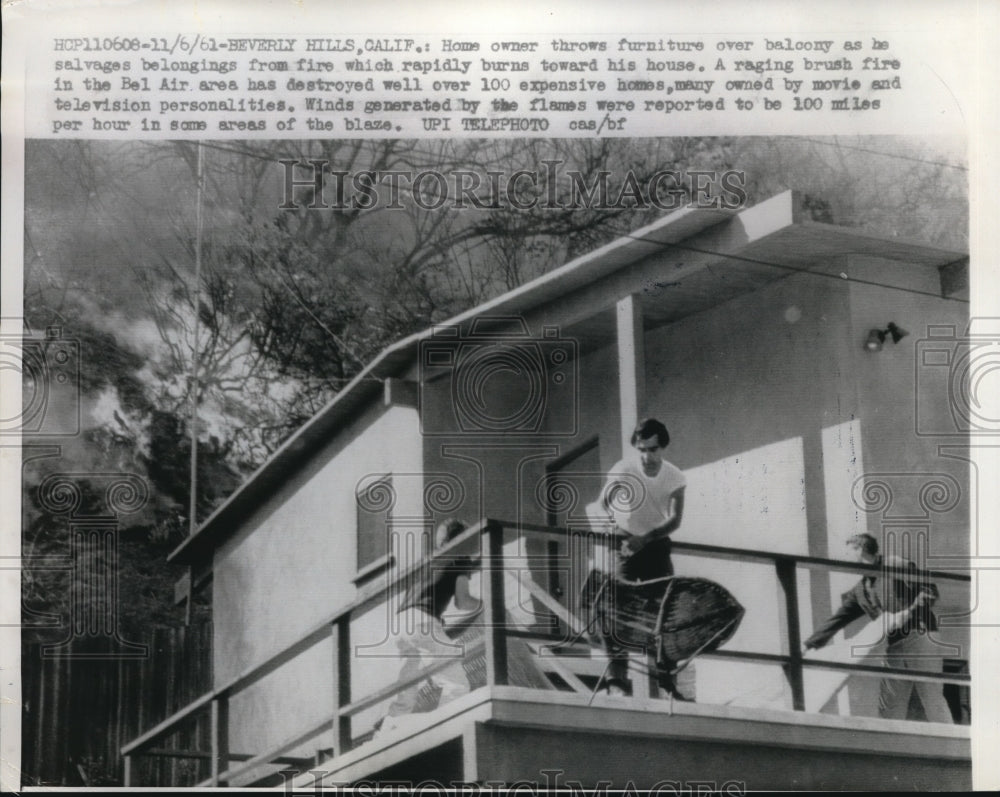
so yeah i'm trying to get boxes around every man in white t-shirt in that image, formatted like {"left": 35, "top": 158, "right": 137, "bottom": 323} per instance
{"left": 588, "top": 418, "right": 687, "bottom": 697}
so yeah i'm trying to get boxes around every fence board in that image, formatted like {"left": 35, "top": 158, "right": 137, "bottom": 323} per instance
{"left": 21, "top": 622, "right": 212, "bottom": 787}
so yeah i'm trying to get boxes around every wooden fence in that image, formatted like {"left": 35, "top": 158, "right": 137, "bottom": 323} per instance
{"left": 21, "top": 622, "right": 213, "bottom": 787}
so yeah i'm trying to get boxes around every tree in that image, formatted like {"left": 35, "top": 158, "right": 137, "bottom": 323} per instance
{"left": 24, "top": 136, "right": 968, "bottom": 481}
{"left": 20, "top": 134, "right": 967, "bottom": 785}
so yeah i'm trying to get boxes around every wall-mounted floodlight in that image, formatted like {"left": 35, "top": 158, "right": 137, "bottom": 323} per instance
{"left": 864, "top": 322, "right": 909, "bottom": 352}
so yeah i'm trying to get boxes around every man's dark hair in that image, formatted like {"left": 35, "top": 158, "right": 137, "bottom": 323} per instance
{"left": 847, "top": 533, "right": 879, "bottom": 557}
{"left": 631, "top": 418, "right": 670, "bottom": 448}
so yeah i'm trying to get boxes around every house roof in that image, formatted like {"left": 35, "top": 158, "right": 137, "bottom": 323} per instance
{"left": 168, "top": 190, "right": 967, "bottom": 565}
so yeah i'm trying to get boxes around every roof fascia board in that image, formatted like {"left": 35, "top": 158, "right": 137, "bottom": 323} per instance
{"left": 519, "top": 189, "right": 802, "bottom": 331}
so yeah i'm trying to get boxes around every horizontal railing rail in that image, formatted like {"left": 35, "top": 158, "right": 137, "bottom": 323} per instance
{"left": 122, "top": 518, "right": 971, "bottom": 786}
{"left": 121, "top": 521, "right": 489, "bottom": 785}
{"left": 511, "top": 519, "right": 973, "bottom": 581}
{"left": 196, "top": 716, "right": 336, "bottom": 788}
{"left": 338, "top": 640, "right": 488, "bottom": 720}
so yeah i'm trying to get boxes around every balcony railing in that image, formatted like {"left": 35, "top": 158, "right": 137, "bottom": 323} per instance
{"left": 121, "top": 518, "right": 971, "bottom": 787}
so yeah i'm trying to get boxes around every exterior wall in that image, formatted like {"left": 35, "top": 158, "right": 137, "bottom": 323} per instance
{"left": 836, "top": 254, "right": 970, "bottom": 717}
{"left": 411, "top": 268, "right": 866, "bottom": 708}
{"left": 416, "top": 327, "right": 623, "bottom": 641}
{"left": 417, "top": 331, "right": 583, "bottom": 528}
{"left": 575, "top": 341, "right": 624, "bottom": 473}
{"left": 641, "top": 271, "right": 858, "bottom": 708}
{"left": 636, "top": 258, "right": 969, "bottom": 716}
{"left": 416, "top": 327, "right": 591, "bottom": 631}
{"left": 202, "top": 221, "right": 971, "bottom": 772}
{"left": 644, "top": 271, "right": 859, "bottom": 543}
{"left": 212, "top": 402, "right": 422, "bottom": 773}
{"left": 846, "top": 254, "right": 969, "bottom": 560}
{"left": 411, "top": 254, "right": 969, "bottom": 716}
{"left": 473, "top": 721, "right": 971, "bottom": 790}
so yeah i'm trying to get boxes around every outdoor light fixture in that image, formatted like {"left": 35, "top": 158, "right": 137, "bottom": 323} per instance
{"left": 864, "top": 322, "right": 909, "bottom": 352}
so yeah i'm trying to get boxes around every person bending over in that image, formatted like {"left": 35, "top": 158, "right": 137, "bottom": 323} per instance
{"left": 804, "top": 533, "right": 952, "bottom": 723}
{"left": 381, "top": 519, "right": 480, "bottom": 728}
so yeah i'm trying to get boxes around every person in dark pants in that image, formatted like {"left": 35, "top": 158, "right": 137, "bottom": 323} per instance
{"left": 589, "top": 418, "right": 687, "bottom": 698}
{"left": 803, "top": 533, "right": 953, "bottom": 723}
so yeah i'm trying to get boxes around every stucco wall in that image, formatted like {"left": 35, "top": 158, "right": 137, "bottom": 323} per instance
{"left": 410, "top": 255, "right": 969, "bottom": 714}
{"left": 636, "top": 258, "right": 969, "bottom": 715}
{"left": 834, "top": 254, "right": 970, "bottom": 718}
{"left": 637, "top": 271, "right": 856, "bottom": 707}
{"left": 846, "top": 255, "right": 969, "bottom": 557}
{"left": 212, "top": 403, "right": 422, "bottom": 772}
{"left": 208, "top": 240, "right": 970, "bottom": 764}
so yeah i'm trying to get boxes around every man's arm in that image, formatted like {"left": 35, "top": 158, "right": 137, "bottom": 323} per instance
{"left": 885, "top": 588, "right": 936, "bottom": 634}
{"left": 803, "top": 589, "right": 866, "bottom": 650}
{"left": 623, "top": 487, "right": 685, "bottom": 554}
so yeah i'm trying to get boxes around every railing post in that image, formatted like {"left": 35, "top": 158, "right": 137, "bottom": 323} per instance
{"left": 210, "top": 695, "right": 229, "bottom": 786}
{"left": 482, "top": 521, "right": 509, "bottom": 686}
{"left": 123, "top": 754, "right": 132, "bottom": 786}
{"left": 331, "top": 616, "right": 352, "bottom": 757}
{"left": 776, "top": 558, "right": 805, "bottom": 711}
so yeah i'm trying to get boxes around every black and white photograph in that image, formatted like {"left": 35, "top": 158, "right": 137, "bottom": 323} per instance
{"left": 2, "top": 1, "right": 998, "bottom": 793}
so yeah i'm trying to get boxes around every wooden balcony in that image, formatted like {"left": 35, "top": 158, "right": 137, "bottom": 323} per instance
{"left": 121, "top": 519, "right": 971, "bottom": 790}
{"left": 295, "top": 684, "right": 969, "bottom": 790}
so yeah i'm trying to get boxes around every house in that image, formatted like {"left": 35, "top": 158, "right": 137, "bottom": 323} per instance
{"left": 122, "top": 189, "right": 972, "bottom": 790}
